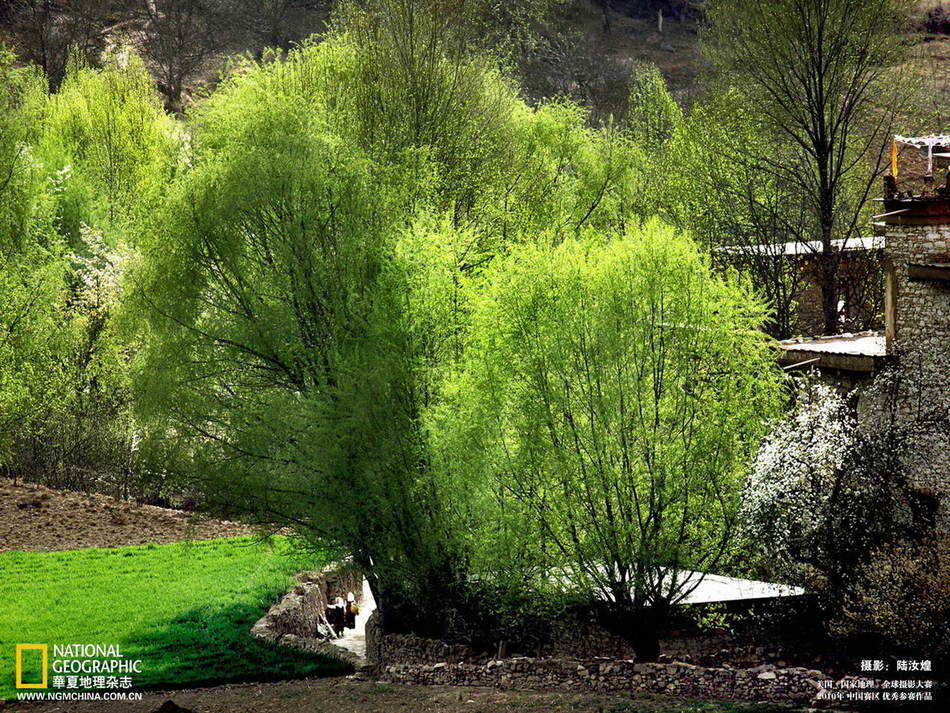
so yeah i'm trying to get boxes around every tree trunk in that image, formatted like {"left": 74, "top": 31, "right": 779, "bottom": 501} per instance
{"left": 818, "top": 217, "right": 840, "bottom": 336}
{"left": 820, "top": 264, "right": 840, "bottom": 335}
{"left": 599, "top": 1, "right": 612, "bottom": 34}
{"left": 628, "top": 611, "right": 661, "bottom": 662}
{"left": 606, "top": 602, "right": 664, "bottom": 662}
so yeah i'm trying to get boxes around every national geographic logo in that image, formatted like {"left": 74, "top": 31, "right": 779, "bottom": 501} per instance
{"left": 15, "top": 644, "right": 48, "bottom": 689}
{"left": 14, "top": 643, "right": 142, "bottom": 691}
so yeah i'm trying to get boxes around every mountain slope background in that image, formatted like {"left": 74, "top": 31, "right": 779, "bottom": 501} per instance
{"left": 2, "top": 1, "right": 947, "bottom": 123}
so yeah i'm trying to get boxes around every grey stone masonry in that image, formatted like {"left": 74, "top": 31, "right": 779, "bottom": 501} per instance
{"left": 885, "top": 222, "right": 950, "bottom": 356}
{"left": 882, "top": 221, "right": 950, "bottom": 536}
{"left": 375, "top": 657, "right": 832, "bottom": 707}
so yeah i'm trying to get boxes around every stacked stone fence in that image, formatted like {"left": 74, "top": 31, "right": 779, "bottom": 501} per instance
{"left": 365, "top": 609, "right": 806, "bottom": 669}
{"left": 255, "top": 572, "right": 837, "bottom": 706}
{"left": 376, "top": 656, "right": 831, "bottom": 706}
{"left": 364, "top": 614, "right": 836, "bottom": 706}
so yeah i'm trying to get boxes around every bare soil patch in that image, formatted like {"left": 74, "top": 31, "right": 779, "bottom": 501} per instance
{"left": 0, "top": 677, "right": 807, "bottom": 713}
{"left": 0, "top": 481, "right": 253, "bottom": 552}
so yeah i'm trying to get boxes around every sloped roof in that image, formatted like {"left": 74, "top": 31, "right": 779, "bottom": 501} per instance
{"left": 778, "top": 331, "right": 887, "bottom": 373}
{"left": 717, "top": 236, "right": 884, "bottom": 257}
{"left": 780, "top": 332, "right": 887, "bottom": 357}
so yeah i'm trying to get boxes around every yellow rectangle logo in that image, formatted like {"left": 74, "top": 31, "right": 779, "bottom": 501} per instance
{"left": 15, "top": 644, "right": 48, "bottom": 689}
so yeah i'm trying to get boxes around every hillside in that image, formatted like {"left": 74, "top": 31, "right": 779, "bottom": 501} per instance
{"left": 2, "top": 1, "right": 948, "bottom": 121}
{"left": 0, "top": 481, "right": 253, "bottom": 552}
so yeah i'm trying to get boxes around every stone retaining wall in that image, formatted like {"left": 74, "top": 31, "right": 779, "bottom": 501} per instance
{"left": 377, "top": 657, "right": 830, "bottom": 706}
{"left": 365, "top": 612, "right": 800, "bottom": 669}
{"left": 250, "top": 565, "right": 365, "bottom": 667}
{"left": 364, "top": 612, "right": 473, "bottom": 665}
{"left": 364, "top": 619, "right": 832, "bottom": 706}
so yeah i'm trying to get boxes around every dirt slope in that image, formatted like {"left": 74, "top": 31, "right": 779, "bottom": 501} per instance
{"left": 0, "top": 481, "right": 253, "bottom": 552}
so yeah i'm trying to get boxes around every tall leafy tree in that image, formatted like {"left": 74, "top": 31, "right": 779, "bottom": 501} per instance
{"left": 0, "top": 49, "right": 72, "bottom": 473}
{"left": 130, "top": 41, "right": 475, "bottom": 633}
{"left": 7, "top": 50, "right": 179, "bottom": 497}
{"left": 456, "top": 221, "right": 782, "bottom": 659}
{"left": 626, "top": 62, "right": 681, "bottom": 150}
{"left": 660, "top": 92, "right": 815, "bottom": 338}
{"left": 704, "top": 0, "right": 916, "bottom": 335}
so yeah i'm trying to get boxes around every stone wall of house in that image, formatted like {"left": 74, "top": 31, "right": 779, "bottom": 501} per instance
{"left": 375, "top": 656, "right": 830, "bottom": 706}
{"left": 880, "top": 221, "right": 950, "bottom": 537}
{"left": 793, "top": 252, "right": 885, "bottom": 338}
{"left": 886, "top": 222, "right": 950, "bottom": 358}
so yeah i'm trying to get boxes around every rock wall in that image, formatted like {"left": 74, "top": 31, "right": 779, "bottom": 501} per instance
{"left": 377, "top": 657, "right": 830, "bottom": 706}
{"left": 366, "top": 617, "right": 795, "bottom": 669}
{"left": 887, "top": 223, "right": 950, "bottom": 357}
{"left": 793, "top": 251, "right": 885, "bottom": 337}
{"left": 364, "top": 619, "right": 831, "bottom": 706}
{"left": 364, "top": 612, "right": 474, "bottom": 665}
{"left": 250, "top": 566, "right": 366, "bottom": 667}
{"left": 250, "top": 571, "right": 330, "bottom": 641}
{"left": 881, "top": 221, "right": 950, "bottom": 536}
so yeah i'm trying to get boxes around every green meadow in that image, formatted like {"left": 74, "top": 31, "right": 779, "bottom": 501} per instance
{"left": 0, "top": 537, "right": 346, "bottom": 699}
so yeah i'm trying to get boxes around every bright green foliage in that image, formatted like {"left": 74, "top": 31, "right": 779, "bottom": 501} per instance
{"left": 1, "top": 2, "right": 797, "bottom": 653}
{"left": 0, "top": 46, "right": 178, "bottom": 496}
{"left": 130, "top": 50, "right": 471, "bottom": 631}
{"left": 129, "top": 27, "right": 653, "bottom": 635}
{"left": 626, "top": 62, "right": 682, "bottom": 150}
{"left": 0, "top": 537, "right": 344, "bottom": 699}
{"left": 38, "top": 49, "right": 178, "bottom": 244}
{"left": 333, "top": 0, "right": 521, "bottom": 216}
{"left": 192, "top": 27, "right": 645, "bottom": 255}
{"left": 485, "top": 101, "right": 647, "bottom": 245}
{"left": 658, "top": 91, "right": 807, "bottom": 337}
{"left": 456, "top": 221, "right": 782, "bottom": 620}
{"left": 4, "top": 49, "right": 176, "bottom": 496}
{"left": 127, "top": 26, "right": 774, "bottom": 643}
{"left": 0, "top": 49, "right": 73, "bottom": 468}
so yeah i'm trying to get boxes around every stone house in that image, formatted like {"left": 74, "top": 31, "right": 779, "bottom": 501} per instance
{"left": 778, "top": 170, "right": 950, "bottom": 537}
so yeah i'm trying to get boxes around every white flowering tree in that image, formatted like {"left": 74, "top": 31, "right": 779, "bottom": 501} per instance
{"left": 743, "top": 364, "right": 948, "bottom": 646}
{"left": 741, "top": 380, "right": 901, "bottom": 605}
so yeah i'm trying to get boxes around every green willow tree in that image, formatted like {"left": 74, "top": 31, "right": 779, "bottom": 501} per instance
{"left": 626, "top": 62, "right": 681, "bottom": 150}
{"left": 129, "top": 40, "right": 476, "bottom": 633}
{"left": 11, "top": 50, "right": 180, "bottom": 497}
{"left": 456, "top": 222, "right": 782, "bottom": 659}
{"left": 129, "top": 9, "right": 650, "bottom": 636}
{"left": 0, "top": 50, "right": 73, "bottom": 473}
{"left": 38, "top": 50, "right": 178, "bottom": 244}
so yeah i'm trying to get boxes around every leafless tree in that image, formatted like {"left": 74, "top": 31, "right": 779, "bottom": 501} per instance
{"left": 133, "top": 0, "right": 229, "bottom": 112}
{"left": 2, "top": 0, "right": 114, "bottom": 87}
{"left": 592, "top": 0, "right": 614, "bottom": 33}
{"left": 231, "top": 0, "right": 331, "bottom": 56}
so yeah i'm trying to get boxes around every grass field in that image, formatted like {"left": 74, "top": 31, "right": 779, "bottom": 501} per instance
{"left": 0, "top": 537, "right": 347, "bottom": 699}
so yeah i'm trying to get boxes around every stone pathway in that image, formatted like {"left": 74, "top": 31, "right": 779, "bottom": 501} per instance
{"left": 332, "top": 577, "right": 376, "bottom": 661}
